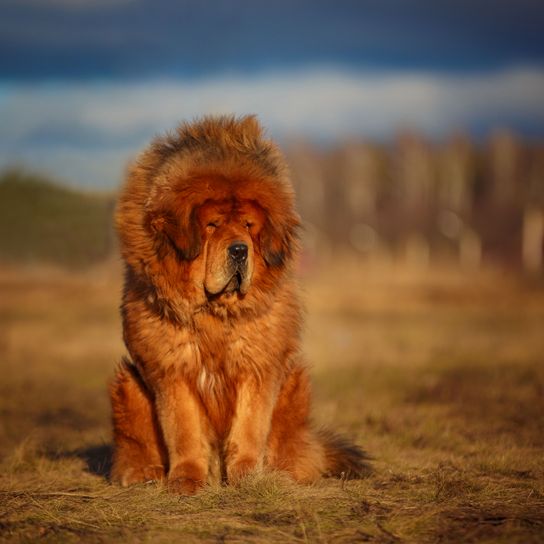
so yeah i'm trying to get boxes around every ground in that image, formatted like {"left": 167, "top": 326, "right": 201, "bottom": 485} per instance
{"left": 0, "top": 260, "right": 543, "bottom": 543}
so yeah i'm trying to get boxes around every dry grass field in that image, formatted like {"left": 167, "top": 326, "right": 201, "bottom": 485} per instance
{"left": 0, "top": 260, "right": 543, "bottom": 543}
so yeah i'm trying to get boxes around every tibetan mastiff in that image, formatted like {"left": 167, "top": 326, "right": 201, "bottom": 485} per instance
{"left": 110, "top": 115, "right": 369, "bottom": 494}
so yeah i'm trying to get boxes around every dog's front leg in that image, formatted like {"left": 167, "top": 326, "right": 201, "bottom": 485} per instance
{"left": 225, "top": 378, "right": 277, "bottom": 482}
{"left": 154, "top": 378, "right": 209, "bottom": 495}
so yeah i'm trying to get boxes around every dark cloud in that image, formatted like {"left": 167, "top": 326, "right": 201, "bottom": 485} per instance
{"left": 1, "top": 0, "right": 543, "bottom": 80}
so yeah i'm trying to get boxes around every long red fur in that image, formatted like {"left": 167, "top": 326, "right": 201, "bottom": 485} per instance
{"left": 110, "top": 115, "right": 370, "bottom": 493}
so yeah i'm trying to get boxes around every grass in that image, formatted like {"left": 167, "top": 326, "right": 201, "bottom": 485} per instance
{"left": 0, "top": 170, "right": 115, "bottom": 268}
{"left": 0, "top": 261, "right": 543, "bottom": 543}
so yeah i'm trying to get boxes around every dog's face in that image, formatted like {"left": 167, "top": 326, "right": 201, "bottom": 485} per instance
{"left": 146, "top": 172, "right": 299, "bottom": 304}
{"left": 198, "top": 198, "right": 263, "bottom": 297}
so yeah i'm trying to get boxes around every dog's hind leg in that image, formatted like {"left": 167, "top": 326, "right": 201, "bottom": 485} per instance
{"left": 265, "top": 366, "right": 327, "bottom": 481}
{"left": 266, "top": 365, "right": 371, "bottom": 482}
{"left": 110, "top": 358, "right": 167, "bottom": 486}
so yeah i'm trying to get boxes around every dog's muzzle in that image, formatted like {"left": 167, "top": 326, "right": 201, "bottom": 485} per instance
{"left": 228, "top": 242, "right": 248, "bottom": 265}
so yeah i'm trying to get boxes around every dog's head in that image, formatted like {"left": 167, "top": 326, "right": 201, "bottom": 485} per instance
{"left": 145, "top": 171, "right": 299, "bottom": 303}
{"left": 117, "top": 115, "right": 300, "bottom": 312}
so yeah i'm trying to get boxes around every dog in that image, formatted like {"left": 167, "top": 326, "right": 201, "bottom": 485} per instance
{"left": 110, "top": 115, "right": 369, "bottom": 494}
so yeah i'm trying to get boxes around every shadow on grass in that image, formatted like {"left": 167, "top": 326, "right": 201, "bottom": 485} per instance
{"left": 51, "top": 444, "right": 113, "bottom": 479}
{"left": 404, "top": 360, "right": 544, "bottom": 446}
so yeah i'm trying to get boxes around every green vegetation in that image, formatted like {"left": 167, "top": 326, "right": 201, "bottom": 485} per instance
{"left": 0, "top": 264, "right": 542, "bottom": 542}
{"left": 0, "top": 169, "right": 115, "bottom": 268}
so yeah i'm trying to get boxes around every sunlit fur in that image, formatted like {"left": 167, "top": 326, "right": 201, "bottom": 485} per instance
{"left": 110, "top": 115, "right": 369, "bottom": 494}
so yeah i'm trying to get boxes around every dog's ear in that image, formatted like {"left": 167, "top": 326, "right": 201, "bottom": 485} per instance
{"left": 147, "top": 206, "right": 201, "bottom": 261}
{"left": 260, "top": 213, "right": 300, "bottom": 267}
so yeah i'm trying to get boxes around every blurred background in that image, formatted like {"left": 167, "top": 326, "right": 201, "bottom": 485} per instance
{"left": 1, "top": 0, "right": 544, "bottom": 272}
{"left": 2, "top": 3, "right": 544, "bottom": 541}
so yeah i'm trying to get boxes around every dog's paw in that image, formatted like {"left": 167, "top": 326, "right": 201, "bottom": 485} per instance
{"left": 227, "top": 456, "right": 259, "bottom": 483}
{"left": 112, "top": 464, "right": 165, "bottom": 487}
{"left": 167, "top": 476, "right": 204, "bottom": 495}
{"left": 167, "top": 462, "right": 206, "bottom": 495}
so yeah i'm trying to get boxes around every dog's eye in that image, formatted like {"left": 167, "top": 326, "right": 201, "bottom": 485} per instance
{"left": 245, "top": 221, "right": 253, "bottom": 229}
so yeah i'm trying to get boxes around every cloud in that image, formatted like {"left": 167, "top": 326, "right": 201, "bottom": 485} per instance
{"left": 1, "top": 66, "right": 543, "bottom": 187}
{"left": 2, "top": 0, "right": 134, "bottom": 9}
{"left": 2, "top": 0, "right": 543, "bottom": 79}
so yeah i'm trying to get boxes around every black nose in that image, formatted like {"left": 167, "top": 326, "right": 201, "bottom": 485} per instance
{"left": 228, "top": 242, "right": 248, "bottom": 263}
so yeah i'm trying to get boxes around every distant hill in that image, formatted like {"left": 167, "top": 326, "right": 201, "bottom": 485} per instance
{"left": 0, "top": 170, "right": 116, "bottom": 268}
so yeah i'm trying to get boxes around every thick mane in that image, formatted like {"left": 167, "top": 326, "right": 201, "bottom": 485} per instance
{"left": 115, "top": 115, "right": 299, "bottom": 319}
{"left": 149, "top": 115, "right": 285, "bottom": 180}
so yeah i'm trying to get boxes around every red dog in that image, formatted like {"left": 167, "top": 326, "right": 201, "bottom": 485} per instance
{"left": 110, "top": 115, "right": 369, "bottom": 494}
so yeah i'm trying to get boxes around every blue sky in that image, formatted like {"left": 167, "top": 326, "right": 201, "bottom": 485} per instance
{"left": 1, "top": 0, "right": 544, "bottom": 187}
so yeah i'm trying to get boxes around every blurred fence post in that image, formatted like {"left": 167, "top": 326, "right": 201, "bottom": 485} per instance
{"left": 489, "top": 130, "right": 520, "bottom": 206}
{"left": 522, "top": 208, "right": 544, "bottom": 274}
{"left": 344, "top": 143, "right": 379, "bottom": 218}
{"left": 460, "top": 228, "right": 482, "bottom": 271}
{"left": 396, "top": 133, "right": 434, "bottom": 212}
{"left": 438, "top": 134, "right": 473, "bottom": 213}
